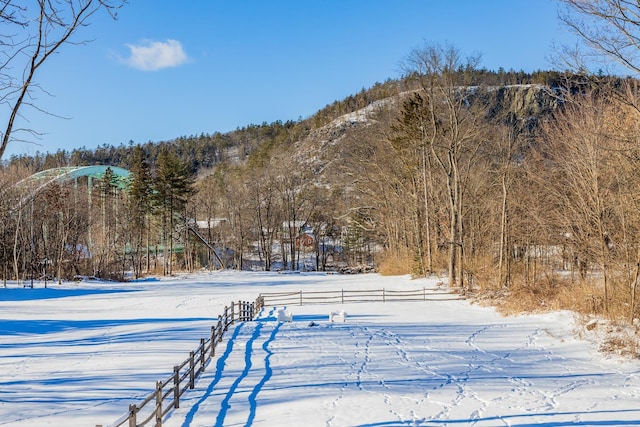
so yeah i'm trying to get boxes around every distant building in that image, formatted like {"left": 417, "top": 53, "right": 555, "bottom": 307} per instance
{"left": 280, "top": 221, "right": 315, "bottom": 248}
{"left": 194, "top": 218, "right": 227, "bottom": 230}
{"left": 295, "top": 233, "right": 315, "bottom": 248}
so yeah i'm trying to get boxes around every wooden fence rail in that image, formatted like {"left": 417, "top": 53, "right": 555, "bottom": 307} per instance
{"left": 258, "top": 287, "right": 462, "bottom": 306}
{"left": 98, "top": 296, "right": 264, "bottom": 427}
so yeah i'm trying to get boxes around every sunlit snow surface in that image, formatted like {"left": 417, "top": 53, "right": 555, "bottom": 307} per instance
{"left": 1, "top": 271, "right": 639, "bottom": 426}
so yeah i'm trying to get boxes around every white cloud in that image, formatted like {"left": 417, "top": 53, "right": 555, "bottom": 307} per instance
{"left": 125, "top": 39, "right": 188, "bottom": 71}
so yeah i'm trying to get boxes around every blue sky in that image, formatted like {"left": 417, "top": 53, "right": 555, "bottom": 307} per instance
{"left": 6, "top": 0, "right": 574, "bottom": 159}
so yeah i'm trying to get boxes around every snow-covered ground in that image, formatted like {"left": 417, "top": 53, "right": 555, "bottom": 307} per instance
{"left": 1, "top": 271, "right": 639, "bottom": 426}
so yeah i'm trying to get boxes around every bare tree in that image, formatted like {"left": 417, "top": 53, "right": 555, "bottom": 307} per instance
{"left": 390, "top": 92, "right": 437, "bottom": 276}
{"left": 336, "top": 112, "right": 420, "bottom": 274}
{"left": 403, "top": 42, "right": 485, "bottom": 290}
{"left": 538, "top": 91, "right": 640, "bottom": 315}
{"left": 248, "top": 168, "right": 281, "bottom": 271}
{"left": 0, "top": 0, "right": 125, "bottom": 159}
{"left": 273, "top": 154, "right": 315, "bottom": 271}
{"left": 559, "top": 0, "right": 640, "bottom": 74}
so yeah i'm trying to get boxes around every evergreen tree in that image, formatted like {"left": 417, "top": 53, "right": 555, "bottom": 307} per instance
{"left": 96, "top": 167, "right": 119, "bottom": 277}
{"left": 127, "top": 145, "right": 153, "bottom": 278}
{"left": 153, "top": 146, "right": 195, "bottom": 275}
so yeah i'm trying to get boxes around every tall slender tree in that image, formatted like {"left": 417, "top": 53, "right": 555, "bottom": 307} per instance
{"left": 127, "top": 145, "right": 154, "bottom": 277}
{"left": 403, "top": 42, "right": 485, "bottom": 289}
{"left": 153, "top": 147, "right": 195, "bottom": 275}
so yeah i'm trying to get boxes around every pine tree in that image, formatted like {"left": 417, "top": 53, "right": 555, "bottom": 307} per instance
{"left": 127, "top": 145, "right": 153, "bottom": 277}
{"left": 153, "top": 146, "right": 195, "bottom": 275}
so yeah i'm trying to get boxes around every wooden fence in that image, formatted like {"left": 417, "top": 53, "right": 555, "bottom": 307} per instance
{"left": 259, "top": 287, "right": 462, "bottom": 306}
{"left": 99, "top": 286, "right": 460, "bottom": 427}
{"left": 99, "top": 297, "right": 264, "bottom": 427}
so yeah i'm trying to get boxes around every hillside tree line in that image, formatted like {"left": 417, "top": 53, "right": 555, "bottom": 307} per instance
{"left": 4, "top": 0, "right": 640, "bottom": 327}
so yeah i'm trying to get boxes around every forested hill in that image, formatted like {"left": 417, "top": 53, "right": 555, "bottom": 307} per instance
{"left": 4, "top": 69, "right": 578, "bottom": 175}
{"left": 4, "top": 63, "right": 640, "bottom": 342}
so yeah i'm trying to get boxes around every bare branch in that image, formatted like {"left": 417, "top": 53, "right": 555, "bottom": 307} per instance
{"left": 0, "top": 0, "right": 126, "bottom": 160}
{"left": 559, "top": 0, "right": 640, "bottom": 74}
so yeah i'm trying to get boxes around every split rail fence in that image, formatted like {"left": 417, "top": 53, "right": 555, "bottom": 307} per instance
{"left": 258, "top": 287, "right": 462, "bottom": 307}
{"left": 99, "top": 297, "right": 264, "bottom": 427}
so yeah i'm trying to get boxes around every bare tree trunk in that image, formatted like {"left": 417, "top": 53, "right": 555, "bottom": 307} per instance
{"left": 13, "top": 208, "right": 22, "bottom": 281}
{"left": 630, "top": 244, "right": 640, "bottom": 323}
{"left": 0, "top": 0, "right": 125, "bottom": 159}
{"left": 498, "top": 173, "right": 508, "bottom": 288}
{"left": 422, "top": 145, "right": 433, "bottom": 273}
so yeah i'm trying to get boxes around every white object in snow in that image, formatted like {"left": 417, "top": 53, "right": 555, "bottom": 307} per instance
{"left": 330, "top": 309, "right": 347, "bottom": 322}
{"left": 277, "top": 309, "right": 293, "bottom": 322}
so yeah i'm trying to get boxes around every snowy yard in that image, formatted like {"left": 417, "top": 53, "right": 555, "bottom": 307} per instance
{"left": 1, "top": 271, "right": 639, "bottom": 426}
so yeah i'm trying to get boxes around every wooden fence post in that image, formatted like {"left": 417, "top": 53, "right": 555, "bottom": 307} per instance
{"left": 231, "top": 301, "right": 235, "bottom": 326}
{"left": 210, "top": 325, "right": 216, "bottom": 358}
{"left": 217, "top": 315, "right": 223, "bottom": 342}
{"left": 189, "top": 351, "right": 195, "bottom": 389}
{"left": 155, "top": 381, "right": 163, "bottom": 427}
{"left": 341, "top": 289, "right": 344, "bottom": 304}
{"left": 200, "top": 338, "right": 205, "bottom": 372}
{"left": 128, "top": 403, "right": 137, "bottom": 427}
{"left": 258, "top": 295, "right": 264, "bottom": 313}
{"left": 223, "top": 306, "right": 229, "bottom": 331}
{"left": 299, "top": 291, "right": 303, "bottom": 306}
{"left": 383, "top": 288, "right": 386, "bottom": 302}
{"left": 173, "top": 366, "right": 180, "bottom": 409}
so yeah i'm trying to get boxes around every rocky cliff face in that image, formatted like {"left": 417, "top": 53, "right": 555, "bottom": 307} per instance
{"left": 288, "top": 84, "right": 560, "bottom": 188}
{"left": 470, "top": 84, "right": 560, "bottom": 133}
{"left": 299, "top": 84, "right": 559, "bottom": 156}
